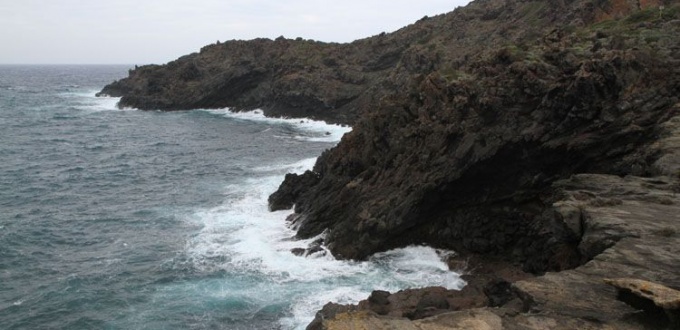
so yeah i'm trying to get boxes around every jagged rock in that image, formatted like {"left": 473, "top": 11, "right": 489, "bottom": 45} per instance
{"left": 290, "top": 248, "right": 306, "bottom": 256}
{"left": 366, "top": 290, "right": 391, "bottom": 316}
{"left": 312, "top": 172, "right": 680, "bottom": 329}
{"left": 314, "top": 260, "right": 529, "bottom": 325}
{"left": 413, "top": 293, "right": 450, "bottom": 319}
{"left": 282, "top": 4, "right": 680, "bottom": 272}
{"left": 268, "top": 171, "right": 320, "bottom": 211}
{"left": 482, "top": 279, "right": 514, "bottom": 308}
{"left": 368, "top": 290, "right": 391, "bottom": 305}
{"left": 99, "top": 0, "right": 673, "bottom": 127}
{"left": 290, "top": 238, "right": 326, "bottom": 257}
{"left": 307, "top": 303, "right": 356, "bottom": 330}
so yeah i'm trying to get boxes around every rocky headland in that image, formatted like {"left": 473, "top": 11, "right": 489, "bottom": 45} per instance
{"left": 100, "top": 0, "right": 680, "bottom": 328}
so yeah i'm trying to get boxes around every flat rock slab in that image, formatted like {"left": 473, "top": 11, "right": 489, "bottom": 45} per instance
{"left": 512, "top": 173, "right": 680, "bottom": 328}
{"left": 604, "top": 278, "right": 680, "bottom": 310}
{"left": 323, "top": 310, "right": 503, "bottom": 330}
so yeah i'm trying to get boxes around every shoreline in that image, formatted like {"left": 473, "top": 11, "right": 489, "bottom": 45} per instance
{"left": 94, "top": 1, "right": 680, "bottom": 328}
{"left": 308, "top": 170, "right": 680, "bottom": 329}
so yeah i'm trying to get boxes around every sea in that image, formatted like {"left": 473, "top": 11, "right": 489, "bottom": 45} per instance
{"left": 0, "top": 65, "right": 464, "bottom": 329}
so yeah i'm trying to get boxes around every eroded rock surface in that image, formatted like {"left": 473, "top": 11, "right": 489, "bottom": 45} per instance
{"left": 604, "top": 278, "right": 680, "bottom": 310}
{"left": 311, "top": 172, "right": 680, "bottom": 329}
{"left": 276, "top": 1, "right": 680, "bottom": 274}
{"left": 100, "top": 0, "right": 674, "bottom": 127}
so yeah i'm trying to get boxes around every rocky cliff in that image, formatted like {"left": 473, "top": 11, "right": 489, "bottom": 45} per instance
{"left": 271, "top": 0, "right": 680, "bottom": 271}
{"left": 99, "top": 0, "right": 675, "bottom": 126}
{"left": 99, "top": 0, "right": 680, "bottom": 328}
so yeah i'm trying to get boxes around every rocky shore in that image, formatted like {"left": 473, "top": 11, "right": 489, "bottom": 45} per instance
{"left": 308, "top": 169, "right": 680, "bottom": 329}
{"left": 99, "top": 0, "right": 680, "bottom": 328}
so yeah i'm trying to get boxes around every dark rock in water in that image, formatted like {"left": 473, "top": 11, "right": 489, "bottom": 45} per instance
{"left": 290, "top": 248, "right": 306, "bottom": 256}
{"left": 290, "top": 238, "right": 326, "bottom": 257}
{"left": 305, "top": 238, "right": 326, "bottom": 256}
{"left": 268, "top": 171, "right": 319, "bottom": 212}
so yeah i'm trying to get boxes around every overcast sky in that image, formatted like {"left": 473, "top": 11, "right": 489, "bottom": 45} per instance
{"left": 1, "top": 1, "right": 472, "bottom": 65}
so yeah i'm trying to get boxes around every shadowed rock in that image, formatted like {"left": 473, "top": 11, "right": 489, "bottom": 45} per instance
{"left": 605, "top": 278, "right": 680, "bottom": 326}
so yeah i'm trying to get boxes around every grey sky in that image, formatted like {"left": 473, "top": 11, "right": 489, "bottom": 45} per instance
{"left": 1, "top": 1, "right": 471, "bottom": 65}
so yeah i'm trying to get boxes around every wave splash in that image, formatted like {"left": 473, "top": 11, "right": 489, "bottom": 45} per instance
{"left": 205, "top": 108, "right": 352, "bottom": 143}
{"left": 183, "top": 156, "right": 464, "bottom": 329}
{"left": 58, "top": 90, "right": 122, "bottom": 111}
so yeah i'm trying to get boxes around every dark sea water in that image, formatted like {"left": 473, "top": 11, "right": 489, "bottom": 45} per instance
{"left": 0, "top": 65, "right": 463, "bottom": 329}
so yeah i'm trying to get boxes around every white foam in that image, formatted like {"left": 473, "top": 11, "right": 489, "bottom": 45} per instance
{"left": 206, "top": 108, "right": 352, "bottom": 142}
{"left": 60, "top": 89, "right": 132, "bottom": 112}
{"left": 84, "top": 95, "right": 123, "bottom": 111}
{"left": 252, "top": 157, "right": 318, "bottom": 175}
{"left": 183, "top": 158, "right": 464, "bottom": 329}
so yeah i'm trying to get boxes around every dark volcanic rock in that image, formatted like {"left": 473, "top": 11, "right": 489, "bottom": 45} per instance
{"left": 315, "top": 172, "right": 680, "bottom": 329}
{"left": 99, "top": 0, "right": 670, "bottom": 126}
{"left": 276, "top": 1, "right": 680, "bottom": 273}
{"left": 268, "top": 171, "right": 320, "bottom": 211}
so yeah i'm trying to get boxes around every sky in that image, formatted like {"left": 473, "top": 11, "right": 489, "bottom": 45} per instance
{"left": 0, "top": 0, "right": 472, "bottom": 65}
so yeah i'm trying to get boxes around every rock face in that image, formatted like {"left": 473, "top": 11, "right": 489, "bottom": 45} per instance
{"left": 99, "top": 0, "right": 672, "bottom": 127}
{"left": 311, "top": 172, "right": 680, "bottom": 329}
{"left": 273, "top": 0, "right": 680, "bottom": 274}
{"left": 266, "top": 1, "right": 680, "bottom": 328}
{"left": 98, "top": 38, "right": 372, "bottom": 124}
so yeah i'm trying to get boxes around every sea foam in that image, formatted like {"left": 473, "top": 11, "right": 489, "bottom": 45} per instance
{"left": 63, "top": 90, "right": 132, "bottom": 112}
{"left": 183, "top": 123, "right": 464, "bottom": 329}
{"left": 206, "top": 108, "right": 352, "bottom": 143}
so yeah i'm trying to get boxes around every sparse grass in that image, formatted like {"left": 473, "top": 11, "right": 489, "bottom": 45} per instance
{"left": 519, "top": 1, "right": 547, "bottom": 25}
{"left": 588, "top": 5, "right": 680, "bottom": 37}
{"left": 592, "top": 19, "right": 619, "bottom": 31}
{"left": 664, "top": 5, "right": 680, "bottom": 19}
{"left": 495, "top": 45, "right": 527, "bottom": 64}
{"left": 643, "top": 33, "right": 662, "bottom": 43}
{"left": 625, "top": 8, "right": 658, "bottom": 24}
{"left": 438, "top": 68, "right": 473, "bottom": 83}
